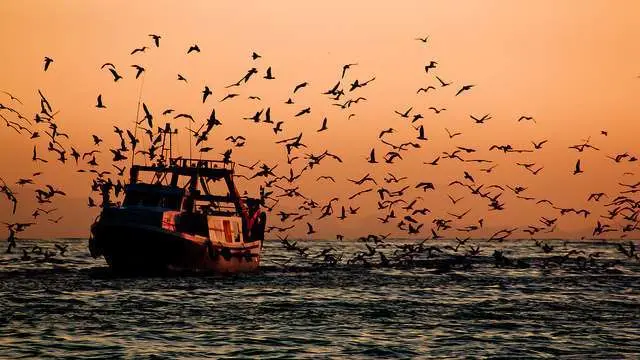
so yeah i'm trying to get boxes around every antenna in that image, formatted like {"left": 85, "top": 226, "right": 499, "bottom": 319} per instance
{"left": 159, "top": 122, "right": 177, "bottom": 164}
{"left": 189, "top": 121, "right": 192, "bottom": 159}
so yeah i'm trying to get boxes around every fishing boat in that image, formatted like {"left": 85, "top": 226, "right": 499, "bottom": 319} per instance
{"left": 89, "top": 125, "right": 265, "bottom": 274}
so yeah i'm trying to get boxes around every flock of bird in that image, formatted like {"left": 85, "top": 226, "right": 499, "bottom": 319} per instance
{"left": 0, "top": 33, "right": 638, "bottom": 271}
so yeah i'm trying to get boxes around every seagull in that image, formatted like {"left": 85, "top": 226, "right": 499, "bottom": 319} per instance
{"left": 436, "top": 76, "right": 451, "bottom": 87}
{"left": 306, "top": 222, "right": 316, "bottom": 235}
{"left": 455, "top": 84, "right": 474, "bottom": 96}
{"left": 417, "top": 86, "right": 436, "bottom": 94}
{"left": 174, "top": 113, "right": 194, "bottom": 121}
{"left": 48, "top": 216, "right": 64, "bottom": 224}
{"left": 341, "top": 63, "right": 357, "bottom": 78}
{"left": 149, "top": 34, "right": 161, "bottom": 47}
{"left": 92, "top": 134, "right": 103, "bottom": 145}
{"left": 295, "top": 107, "right": 311, "bottom": 117}
{"left": 187, "top": 44, "right": 200, "bottom": 54}
{"left": 367, "top": 148, "right": 378, "bottom": 163}
{"left": 131, "top": 65, "right": 145, "bottom": 79}
{"left": 32, "top": 145, "right": 48, "bottom": 163}
{"left": 379, "top": 128, "right": 394, "bottom": 138}
{"left": 532, "top": 140, "right": 548, "bottom": 149}
{"left": 445, "top": 128, "right": 461, "bottom": 139}
{"left": 518, "top": 115, "right": 536, "bottom": 123}
{"left": 95, "top": 95, "right": 106, "bottom": 108}
{"left": 130, "top": 46, "right": 147, "bottom": 55}
{"left": 264, "top": 67, "right": 275, "bottom": 79}
{"left": 415, "top": 36, "right": 429, "bottom": 43}
{"left": 108, "top": 68, "right": 123, "bottom": 82}
{"left": 1, "top": 90, "right": 23, "bottom": 104}
{"left": 220, "top": 93, "right": 239, "bottom": 102}
{"left": 394, "top": 107, "right": 412, "bottom": 118}
{"left": 43, "top": 57, "right": 54, "bottom": 71}
{"left": 317, "top": 117, "right": 328, "bottom": 132}
{"left": 424, "top": 61, "right": 437, "bottom": 73}
{"left": 470, "top": 114, "right": 491, "bottom": 124}
{"left": 293, "top": 82, "right": 308, "bottom": 93}
{"left": 202, "top": 86, "right": 212, "bottom": 103}
{"left": 573, "top": 159, "right": 583, "bottom": 175}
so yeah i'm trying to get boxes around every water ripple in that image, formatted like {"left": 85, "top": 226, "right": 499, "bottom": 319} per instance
{"left": 0, "top": 239, "right": 638, "bottom": 358}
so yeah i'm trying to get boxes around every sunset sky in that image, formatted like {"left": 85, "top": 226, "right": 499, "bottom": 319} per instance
{"left": 1, "top": 1, "right": 639, "bottom": 239}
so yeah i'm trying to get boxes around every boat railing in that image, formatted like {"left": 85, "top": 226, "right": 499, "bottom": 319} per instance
{"left": 196, "top": 202, "right": 240, "bottom": 216}
{"left": 169, "top": 158, "right": 235, "bottom": 171}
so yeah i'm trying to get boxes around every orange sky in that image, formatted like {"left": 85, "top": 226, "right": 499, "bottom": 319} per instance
{"left": 0, "top": 1, "right": 639, "bottom": 239}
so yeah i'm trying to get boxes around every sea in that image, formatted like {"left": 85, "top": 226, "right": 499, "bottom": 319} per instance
{"left": 0, "top": 238, "right": 638, "bottom": 359}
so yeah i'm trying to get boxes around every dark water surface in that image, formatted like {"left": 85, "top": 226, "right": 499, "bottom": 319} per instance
{"left": 1, "top": 239, "right": 639, "bottom": 359}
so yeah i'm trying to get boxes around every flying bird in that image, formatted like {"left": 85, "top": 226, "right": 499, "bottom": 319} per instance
{"left": 295, "top": 107, "right": 311, "bottom": 117}
{"left": 108, "top": 68, "right": 123, "bottom": 82}
{"left": 455, "top": 84, "right": 474, "bottom": 96}
{"left": 220, "top": 93, "right": 239, "bottom": 102}
{"left": 424, "top": 61, "right": 437, "bottom": 73}
{"left": 131, "top": 65, "right": 145, "bottom": 79}
{"left": 532, "top": 140, "right": 548, "bottom": 149}
{"left": 317, "top": 117, "right": 328, "bottom": 132}
{"left": 394, "top": 107, "right": 412, "bottom": 118}
{"left": 436, "top": 76, "right": 451, "bottom": 87}
{"left": 445, "top": 128, "right": 461, "bottom": 139}
{"left": 32, "top": 145, "right": 48, "bottom": 163}
{"left": 92, "top": 134, "right": 103, "bottom": 145}
{"left": 149, "top": 34, "right": 161, "bottom": 47}
{"left": 174, "top": 113, "right": 194, "bottom": 121}
{"left": 573, "top": 159, "right": 583, "bottom": 175}
{"left": 130, "top": 46, "right": 147, "bottom": 55}
{"left": 202, "top": 86, "right": 212, "bottom": 103}
{"left": 43, "top": 57, "right": 53, "bottom": 71}
{"left": 264, "top": 67, "right": 275, "bottom": 79}
{"left": 470, "top": 114, "right": 491, "bottom": 124}
{"left": 417, "top": 86, "right": 436, "bottom": 94}
{"left": 95, "top": 94, "right": 106, "bottom": 108}
{"left": 416, "top": 125, "right": 427, "bottom": 140}
{"left": 293, "top": 82, "right": 308, "bottom": 93}
{"left": 341, "top": 63, "right": 357, "bottom": 78}
{"left": 306, "top": 222, "right": 316, "bottom": 235}
{"left": 367, "top": 148, "right": 378, "bottom": 163}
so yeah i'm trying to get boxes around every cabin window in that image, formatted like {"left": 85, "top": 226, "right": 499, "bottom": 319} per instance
{"left": 123, "top": 191, "right": 180, "bottom": 210}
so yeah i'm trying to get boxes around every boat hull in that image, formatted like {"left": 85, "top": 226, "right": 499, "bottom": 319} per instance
{"left": 90, "top": 220, "right": 261, "bottom": 274}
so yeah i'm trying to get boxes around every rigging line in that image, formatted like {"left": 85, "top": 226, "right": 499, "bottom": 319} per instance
{"left": 131, "top": 73, "right": 146, "bottom": 169}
